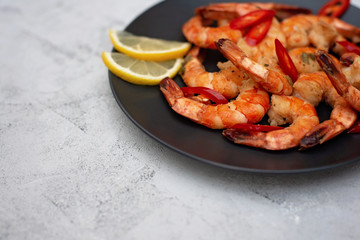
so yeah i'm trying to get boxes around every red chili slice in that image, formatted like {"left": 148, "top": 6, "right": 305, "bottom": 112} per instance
{"left": 181, "top": 86, "right": 228, "bottom": 105}
{"left": 231, "top": 123, "right": 284, "bottom": 132}
{"left": 337, "top": 41, "right": 360, "bottom": 55}
{"left": 230, "top": 10, "right": 275, "bottom": 30}
{"left": 348, "top": 121, "right": 360, "bottom": 133}
{"left": 245, "top": 18, "right": 273, "bottom": 46}
{"left": 275, "top": 39, "right": 298, "bottom": 82}
{"left": 318, "top": 0, "right": 350, "bottom": 18}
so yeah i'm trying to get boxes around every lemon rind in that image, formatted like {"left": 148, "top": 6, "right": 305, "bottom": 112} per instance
{"left": 102, "top": 52, "right": 183, "bottom": 85}
{"left": 108, "top": 29, "right": 191, "bottom": 61}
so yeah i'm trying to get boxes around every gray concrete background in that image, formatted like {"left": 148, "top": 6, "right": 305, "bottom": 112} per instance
{"left": 1, "top": 0, "right": 360, "bottom": 239}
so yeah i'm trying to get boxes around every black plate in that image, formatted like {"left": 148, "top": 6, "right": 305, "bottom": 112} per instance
{"left": 109, "top": 0, "right": 360, "bottom": 173}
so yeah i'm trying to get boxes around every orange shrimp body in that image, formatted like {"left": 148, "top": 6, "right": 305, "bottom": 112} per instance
{"left": 181, "top": 46, "right": 247, "bottom": 99}
{"left": 316, "top": 50, "right": 360, "bottom": 112}
{"left": 288, "top": 47, "right": 322, "bottom": 74}
{"left": 223, "top": 95, "right": 319, "bottom": 150}
{"left": 236, "top": 18, "right": 287, "bottom": 68}
{"left": 281, "top": 14, "right": 360, "bottom": 51}
{"left": 183, "top": 2, "right": 311, "bottom": 49}
{"left": 182, "top": 15, "right": 242, "bottom": 49}
{"left": 196, "top": 2, "right": 311, "bottom": 21}
{"left": 288, "top": 47, "right": 342, "bottom": 74}
{"left": 160, "top": 77, "right": 269, "bottom": 129}
{"left": 216, "top": 38, "right": 293, "bottom": 96}
{"left": 292, "top": 72, "right": 357, "bottom": 149}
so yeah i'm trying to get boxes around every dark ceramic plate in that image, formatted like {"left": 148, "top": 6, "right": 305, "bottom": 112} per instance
{"left": 109, "top": 0, "right": 360, "bottom": 173}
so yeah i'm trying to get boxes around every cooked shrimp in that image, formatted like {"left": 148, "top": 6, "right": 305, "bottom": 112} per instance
{"left": 181, "top": 47, "right": 248, "bottom": 99}
{"left": 281, "top": 14, "right": 360, "bottom": 51}
{"left": 182, "top": 15, "right": 242, "bottom": 49}
{"left": 223, "top": 95, "right": 319, "bottom": 150}
{"left": 196, "top": 2, "right": 311, "bottom": 21}
{"left": 288, "top": 47, "right": 341, "bottom": 74}
{"left": 183, "top": 2, "right": 311, "bottom": 49}
{"left": 216, "top": 38, "right": 293, "bottom": 95}
{"left": 288, "top": 47, "right": 321, "bottom": 73}
{"left": 159, "top": 77, "right": 269, "bottom": 129}
{"left": 236, "top": 18, "right": 286, "bottom": 68}
{"left": 316, "top": 50, "right": 360, "bottom": 112}
{"left": 292, "top": 72, "right": 357, "bottom": 149}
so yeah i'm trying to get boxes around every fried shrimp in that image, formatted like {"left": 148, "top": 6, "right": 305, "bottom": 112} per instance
{"left": 181, "top": 46, "right": 247, "bottom": 99}
{"left": 215, "top": 38, "right": 293, "bottom": 95}
{"left": 292, "top": 72, "right": 357, "bottom": 149}
{"left": 223, "top": 95, "right": 319, "bottom": 150}
{"left": 160, "top": 77, "right": 269, "bottom": 129}
{"left": 316, "top": 50, "right": 360, "bottom": 112}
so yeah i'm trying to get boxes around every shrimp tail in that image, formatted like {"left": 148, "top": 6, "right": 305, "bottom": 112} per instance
{"left": 299, "top": 120, "right": 345, "bottom": 150}
{"left": 215, "top": 39, "right": 268, "bottom": 81}
{"left": 222, "top": 129, "right": 266, "bottom": 149}
{"left": 160, "top": 77, "right": 183, "bottom": 106}
{"left": 316, "top": 50, "right": 348, "bottom": 96}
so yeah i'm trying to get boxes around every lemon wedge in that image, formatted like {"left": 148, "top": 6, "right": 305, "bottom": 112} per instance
{"left": 108, "top": 29, "right": 191, "bottom": 61}
{"left": 102, "top": 51, "right": 183, "bottom": 85}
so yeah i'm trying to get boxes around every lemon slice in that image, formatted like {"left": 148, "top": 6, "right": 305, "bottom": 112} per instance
{"left": 109, "top": 29, "right": 191, "bottom": 61}
{"left": 102, "top": 51, "right": 183, "bottom": 85}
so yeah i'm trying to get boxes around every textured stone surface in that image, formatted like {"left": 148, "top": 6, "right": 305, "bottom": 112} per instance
{"left": 1, "top": 0, "right": 360, "bottom": 239}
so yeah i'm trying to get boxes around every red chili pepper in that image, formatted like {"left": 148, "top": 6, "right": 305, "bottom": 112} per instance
{"left": 181, "top": 86, "right": 228, "bottom": 105}
{"left": 230, "top": 10, "right": 275, "bottom": 30}
{"left": 275, "top": 39, "right": 298, "bottom": 82}
{"left": 348, "top": 121, "right": 360, "bottom": 133}
{"left": 337, "top": 41, "right": 360, "bottom": 56}
{"left": 318, "top": 0, "right": 350, "bottom": 18}
{"left": 245, "top": 18, "right": 273, "bottom": 46}
{"left": 231, "top": 123, "right": 284, "bottom": 132}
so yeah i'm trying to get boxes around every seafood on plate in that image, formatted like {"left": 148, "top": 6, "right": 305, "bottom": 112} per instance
{"left": 159, "top": 0, "right": 360, "bottom": 150}
{"left": 183, "top": 2, "right": 311, "bottom": 49}
{"left": 292, "top": 72, "right": 357, "bottom": 149}
{"left": 195, "top": 2, "right": 312, "bottom": 21}
{"left": 182, "top": 15, "right": 242, "bottom": 49}
{"left": 160, "top": 77, "right": 270, "bottom": 129}
{"left": 316, "top": 50, "right": 360, "bottom": 112}
{"left": 215, "top": 38, "right": 293, "bottom": 95}
{"left": 281, "top": 14, "right": 360, "bottom": 52}
{"left": 181, "top": 46, "right": 247, "bottom": 99}
{"left": 223, "top": 95, "right": 319, "bottom": 150}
